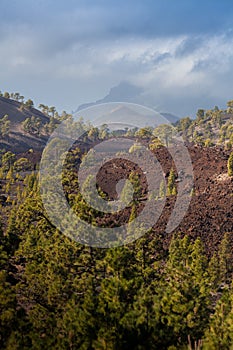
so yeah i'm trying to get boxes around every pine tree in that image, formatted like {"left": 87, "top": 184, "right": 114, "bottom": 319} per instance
{"left": 219, "top": 233, "right": 232, "bottom": 285}
{"left": 119, "top": 179, "right": 134, "bottom": 208}
{"left": 228, "top": 152, "right": 233, "bottom": 177}
{"left": 159, "top": 180, "right": 166, "bottom": 198}
{"left": 203, "top": 289, "right": 232, "bottom": 349}
{"left": 129, "top": 171, "right": 142, "bottom": 202}
{"left": 167, "top": 168, "right": 176, "bottom": 196}
{"left": 6, "top": 166, "right": 14, "bottom": 183}
{"left": 0, "top": 115, "right": 10, "bottom": 138}
{"left": 159, "top": 235, "right": 210, "bottom": 348}
{"left": 0, "top": 222, "right": 18, "bottom": 349}
{"left": 96, "top": 246, "right": 140, "bottom": 348}
{"left": 208, "top": 252, "right": 220, "bottom": 290}
{"left": 128, "top": 203, "right": 137, "bottom": 225}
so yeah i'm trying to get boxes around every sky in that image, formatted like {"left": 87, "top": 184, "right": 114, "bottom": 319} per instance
{"left": 1, "top": 0, "right": 233, "bottom": 116}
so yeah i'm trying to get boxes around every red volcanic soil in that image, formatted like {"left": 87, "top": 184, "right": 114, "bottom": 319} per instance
{"left": 94, "top": 144, "right": 233, "bottom": 255}
{"left": 4, "top": 140, "right": 231, "bottom": 256}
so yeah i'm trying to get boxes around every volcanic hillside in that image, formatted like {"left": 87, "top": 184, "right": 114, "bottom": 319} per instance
{"left": 1, "top": 94, "right": 232, "bottom": 256}
{"left": 0, "top": 96, "right": 49, "bottom": 152}
{"left": 94, "top": 144, "right": 233, "bottom": 256}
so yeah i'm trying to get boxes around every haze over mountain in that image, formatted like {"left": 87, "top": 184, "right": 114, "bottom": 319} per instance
{"left": 76, "top": 82, "right": 180, "bottom": 124}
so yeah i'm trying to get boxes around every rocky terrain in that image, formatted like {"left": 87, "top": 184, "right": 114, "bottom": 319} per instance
{"left": 0, "top": 94, "right": 232, "bottom": 257}
{"left": 94, "top": 144, "right": 233, "bottom": 256}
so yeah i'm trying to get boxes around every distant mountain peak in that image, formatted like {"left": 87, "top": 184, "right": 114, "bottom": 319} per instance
{"left": 76, "top": 81, "right": 143, "bottom": 113}
{"left": 75, "top": 81, "right": 180, "bottom": 124}
{"left": 105, "top": 81, "right": 143, "bottom": 101}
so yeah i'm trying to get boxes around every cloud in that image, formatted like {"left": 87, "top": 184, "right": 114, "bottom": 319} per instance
{"left": 1, "top": 1, "right": 233, "bottom": 115}
{"left": 1, "top": 30, "right": 233, "bottom": 115}
{"left": 1, "top": 1, "right": 233, "bottom": 40}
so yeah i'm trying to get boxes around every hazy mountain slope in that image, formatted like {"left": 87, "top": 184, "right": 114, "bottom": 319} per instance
{"left": 0, "top": 96, "right": 49, "bottom": 152}
{"left": 0, "top": 97, "right": 49, "bottom": 124}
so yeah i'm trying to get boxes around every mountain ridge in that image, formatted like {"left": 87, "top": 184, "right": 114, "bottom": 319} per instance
{"left": 75, "top": 81, "right": 180, "bottom": 124}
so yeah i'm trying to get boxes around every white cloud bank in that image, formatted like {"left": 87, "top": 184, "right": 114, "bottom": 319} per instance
{"left": 1, "top": 28, "right": 233, "bottom": 116}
